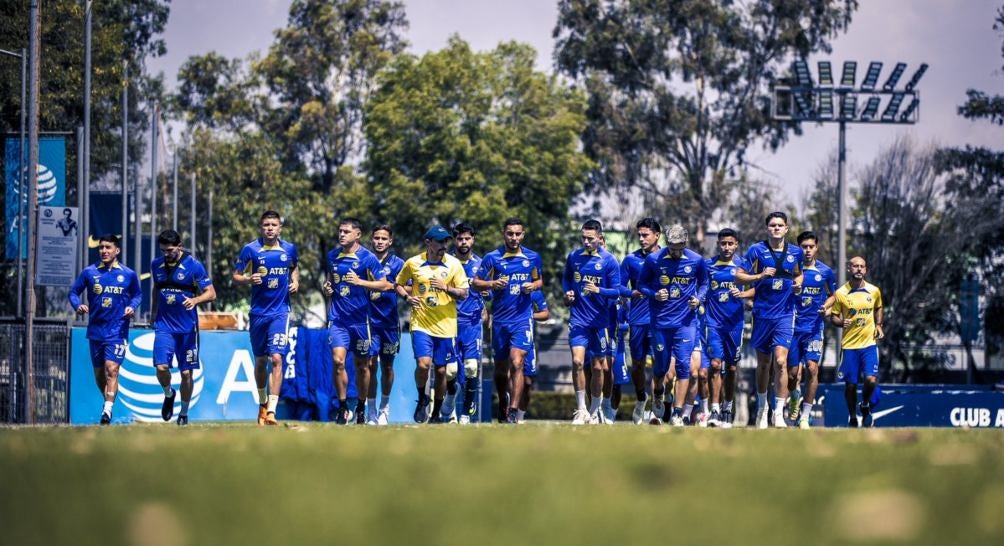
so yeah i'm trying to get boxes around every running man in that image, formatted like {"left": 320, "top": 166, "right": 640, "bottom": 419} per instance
{"left": 516, "top": 290, "right": 550, "bottom": 423}
{"left": 563, "top": 219, "right": 622, "bottom": 424}
{"left": 151, "top": 229, "right": 216, "bottom": 426}
{"left": 69, "top": 234, "right": 141, "bottom": 425}
{"left": 787, "top": 231, "right": 836, "bottom": 429}
{"left": 396, "top": 226, "right": 469, "bottom": 424}
{"left": 639, "top": 224, "right": 708, "bottom": 426}
{"left": 620, "top": 218, "right": 662, "bottom": 424}
{"left": 735, "top": 211, "right": 804, "bottom": 429}
{"left": 366, "top": 225, "right": 405, "bottom": 425}
{"left": 472, "top": 218, "right": 543, "bottom": 424}
{"left": 322, "top": 218, "right": 391, "bottom": 424}
{"left": 830, "top": 256, "right": 884, "bottom": 428}
{"left": 449, "top": 222, "right": 485, "bottom": 424}
{"left": 233, "top": 210, "right": 299, "bottom": 426}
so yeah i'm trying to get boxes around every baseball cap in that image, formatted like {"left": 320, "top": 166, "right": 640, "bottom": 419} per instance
{"left": 666, "top": 224, "right": 688, "bottom": 244}
{"left": 424, "top": 225, "right": 452, "bottom": 242}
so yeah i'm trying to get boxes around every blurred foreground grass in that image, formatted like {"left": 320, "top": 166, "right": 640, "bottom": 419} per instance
{"left": 1, "top": 424, "right": 1002, "bottom": 546}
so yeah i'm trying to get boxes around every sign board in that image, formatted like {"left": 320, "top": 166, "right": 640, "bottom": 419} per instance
{"left": 35, "top": 205, "right": 79, "bottom": 286}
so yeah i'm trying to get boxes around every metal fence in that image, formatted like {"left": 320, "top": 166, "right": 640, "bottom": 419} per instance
{"left": 0, "top": 319, "right": 71, "bottom": 424}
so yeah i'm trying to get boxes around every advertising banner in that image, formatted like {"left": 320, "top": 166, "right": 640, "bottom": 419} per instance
{"left": 820, "top": 383, "right": 1004, "bottom": 427}
{"left": 5, "top": 136, "right": 66, "bottom": 259}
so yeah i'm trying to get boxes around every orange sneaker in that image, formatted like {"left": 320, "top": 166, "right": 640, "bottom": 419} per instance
{"left": 264, "top": 412, "right": 279, "bottom": 426}
{"left": 257, "top": 405, "right": 268, "bottom": 426}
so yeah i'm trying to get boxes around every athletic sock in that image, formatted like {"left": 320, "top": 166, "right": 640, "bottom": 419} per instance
{"left": 257, "top": 388, "right": 267, "bottom": 405}
{"left": 775, "top": 396, "right": 787, "bottom": 414}
{"left": 180, "top": 399, "right": 190, "bottom": 416}
{"left": 802, "top": 401, "right": 813, "bottom": 417}
{"left": 588, "top": 396, "right": 601, "bottom": 415}
{"left": 102, "top": 401, "right": 113, "bottom": 414}
{"left": 636, "top": 389, "right": 647, "bottom": 401}
{"left": 443, "top": 393, "right": 456, "bottom": 413}
{"left": 756, "top": 391, "right": 768, "bottom": 414}
{"left": 700, "top": 399, "right": 709, "bottom": 414}
{"left": 266, "top": 394, "right": 279, "bottom": 413}
{"left": 367, "top": 398, "right": 378, "bottom": 415}
{"left": 163, "top": 385, "right": 173, "bottom": 397}
{"left": 575, "top": 390, "right": 587, "bottom": 411}
{"left": 682, "top": 403, "right": 693, "bottom": 418}
{"left": 515, "top": 409, "right": 526, "bottom": 421}
{"left": 380, "top": 395, "right": 390, "bottom": 411}
{"left": 711, "top": 403, "right": 721, "bottom": 413}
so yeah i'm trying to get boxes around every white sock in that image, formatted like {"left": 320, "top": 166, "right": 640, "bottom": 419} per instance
{"left": 723, "top": 400, "right": 733, "bottom": 412}
{"left": 163, "top": 385, "right": 173, "bottom": 397}
{"left": 588, "top": 395, "right": 601, "bottom": 414}
{"left": 802, "top": 401, "right": 813, "bottom": 418}
{"left": 180, "top": 399, "right": 190, "bottom": 416}
{"left": 516, "top": 409, "right": 526, "bottom": 421}
{"left": 682, "top": 403, "right": 693, "bottom": 418}
{"left": 380, "top": 395, "right": 390, "bottom": 411}
{"left": 367, "top": 398, "right": 377, "bottom": 414}
{"left": 700, "top": 399, "right": 709, "bottom": 414}
{"left": 257, "top": 387, "right": 268, "bottom": 406}
{"left": 712, "top": 403, "right": 721, "bottom": 413}
{"left": 102, "top": 401, "right": 113, "bottom": 414}
{"left": 775, "top": 397, "right": 787, "bottom": 413}
{"left": 266, "top": 394, "right": 279, "bottom": 413}
{"left": 575, "top": 390, "right": 587, "bottom": 410}
{"left": 756, "top": 392, "right": 768, "bottom": 414}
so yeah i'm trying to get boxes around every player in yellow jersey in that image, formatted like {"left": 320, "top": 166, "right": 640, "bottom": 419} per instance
{"left": 830, "top": 256, "right": 884, "bottom": 427}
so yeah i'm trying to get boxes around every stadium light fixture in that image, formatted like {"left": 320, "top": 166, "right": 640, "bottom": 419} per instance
{"left": 818, "top": 89, "right": 834, "bottom": 119}
{"left": 859, "top": 96, "right": 881, "bottom": 121}
{"left": 840, "top": 93, "right": 857, "bottom": 119}
{"left": 899, "top": 97, "right": 920, "bottom": 122}
{"left": 817, "top": 61, "right": 833, "bottom": 87}
{"left": 881, "top": 93, "right": 906, "bottom": 122}
{"left": 840, "top": 61, "right": 857, "bottom": 87}
{"left": 883, "top": 62, "right": 907, "bottom": 91}
{"left": 861, "top": 61, "right": 883, "bottom": 90}
{"left": 794, "top": 59, "right": 813, "bottom": 87}
{"left": 904, "top": 63, "right": 929, "bottom": 92}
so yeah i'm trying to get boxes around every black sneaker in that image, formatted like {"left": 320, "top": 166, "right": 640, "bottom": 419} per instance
{"left": 177, "top": 415, "right": 188, "bottom": 426}
{"left": 335, "top": 405, "right": 349, "bottom": 425}
{"left": 848, "top": 416, "right": 859, "bottom": 428}
{"left": 506, "top": 409, "right": 518, "bottom": 424}
{"left": 161, "top": 388, "right": 176, "bottom": 421}
{"left": 99, "top": 411, "right": 112, "bottom": 425}
{"left": 414, "top": 395, "right": 430, "bottom": 423}
{"left": 861, "top": 404, "right": 874, "bottom": 428}
{"left": 355, "top": 400, "right": 367, "bottom": 425}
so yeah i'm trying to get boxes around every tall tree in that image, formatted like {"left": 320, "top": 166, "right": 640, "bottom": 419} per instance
{"left": 553, "top": 0, "right": 857, "bottom": 237}
{"left": 364, "top": 37, "right": 593, "bottom": 286}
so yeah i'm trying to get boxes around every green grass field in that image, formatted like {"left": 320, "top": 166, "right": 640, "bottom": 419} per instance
{"left": 2, "top": 424, "right": 1002, "bottom": 546}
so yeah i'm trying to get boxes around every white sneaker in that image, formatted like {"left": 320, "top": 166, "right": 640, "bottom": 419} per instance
{"left": 632, "top": 400, "right": 646, "bottom": 425}
{"left": 571, "top": 409, "right": 590, "bottom": 425}
{"left": 670, "top": 415, "right": 684, "bottom": 427}
{"left": 798, "top": 415, "right": 810, "bottom": 429}
{"left": 756, "top": 408, "right": 769, "bottom": 429}
{"left": 773, "top": 410, "right": 788, "bottom": 428}
{"left": 602, "top": 406, "right": 617, "bottom": 424}
{"left": 590, "top": 410, "right": 602, "bottom": 424}
{"left": 458, "top": 414, "right": 471, "bottom": 424}
{"left": 366, "top": 413, "right": 379, "bottom": 426}
{"left": 653, "top": 397, "right": 666, "bottom": 420}
{"left": 376, "top": 407, "right": 390, "bottom": 426}
{"left": 697, "top": 411, "right": 709, "bottom": 428}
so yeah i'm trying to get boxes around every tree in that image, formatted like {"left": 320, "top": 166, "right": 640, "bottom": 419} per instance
{"left": 364, "top": 37, "right": 593, "bottom": 286}
{"left": 553, "top": 0, "right": 857, "bottom": 238}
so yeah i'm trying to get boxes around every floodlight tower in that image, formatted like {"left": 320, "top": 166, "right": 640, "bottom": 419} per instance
{"left": 772, "top": 59, "right": 927, "bottom": 290}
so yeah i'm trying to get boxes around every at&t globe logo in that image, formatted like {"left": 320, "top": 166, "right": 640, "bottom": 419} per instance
{"left": 13, "top": 163, "right": 59, "bottom": 204}
{"left": 117, "top": 332, "right": 206, "bottom": 422}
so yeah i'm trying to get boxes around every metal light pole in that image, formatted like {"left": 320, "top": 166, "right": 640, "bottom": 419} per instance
{"left": 121, "top": 62, "right": 129, "bottom": 260}
{"left": 82, "top": 0, "right": 92, "bottom": 273}
{"left": 24, "top": 0, "right": 41, "bottom": 425}
{"left": 172, "top": 153, "right": 178, "bottom": 231}
{"left": 189, "top": 172, "right": 196, "bottom": 249}
{"left": 148, "top": 102, "right": 159, "bottom": 315}
{"left": 0, "top": 47, "right": 27, "bottom": 318}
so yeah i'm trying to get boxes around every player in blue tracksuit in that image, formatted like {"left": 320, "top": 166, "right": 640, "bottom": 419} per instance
{"left": 322, "top": 218, "right": 391, "bottom": 424}
{"left": 366, "top": 225, "right": 406, "bottom": 425}
{"left": 639, "top": 224, "right": 708, "bottom": 426}
{"left": 786, "top": 231, "right": 836, "bottom": 428}
{"left": 620, "top": 217, "right": 662, "bottom": 423}
{"left": 516, "top": 290, "right": 550, "bottom": 423}
{"left": 150, "top": 230, "right": 216, "bottom": 426}
{"left": 233, "top": 210, "right": 300, "bottom": 426}
{"left": 472, "top": 217, "right": 543, "bottom": 423}
{"left": 69, "top": 234, "right": 141, "bottom": 425}
{"left": 735, "top": 211, "right": 804, "bottom": 429}
{"left": 447, "top": 222, "right": 485, "bottom": 423}
{"left": 563, "top": 219, "right": 622, "bottom": 424}
{"left": 704, "top": 228, "right": 752, "bottom": 428}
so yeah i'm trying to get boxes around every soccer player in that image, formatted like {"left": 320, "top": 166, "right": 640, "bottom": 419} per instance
{"left": 366, "top": 225, "right": 405, "bottom": 425}
{"left": 396, "top": 226, "right": 469, "bottom": 423}
{"left": 639, "top": 224, "right": 708, "bottom": 426}
{"left": 150, "top": 230, "right": 216, "bottom": 426}
{"left": 606, "top": 298, "right": 631, "bottom": 424}
{"left": 563, "top": 219, "right": 622, "bottom": 424}
{"left": 620, "top": 218, "right": 662, "bottom": 424}
{"left": 322, "top": 218, "right": 391, "bottom": 424}
{"left": 472, "top": 218, "right": 543, "bottom": 424}
{"left": 516, "top": 290, "right": 550, "bottom": 424}
{"left": 69, "top": 234, "right": 141, "bottom": 425}
{"left": 448, "top": 222, "right": 485, "bottom": 424}
{"left": 787, "top": 231, "right": 836, "bottom": 429}
{"left": 704, "top": 228, "right": 752, "bottom": 428}
{"left": 830, "top": 256, "right": 884, "bottom": 428}
{"left": 233, "top": 210, "right": 299, "bottom": 426}
{"left": 735, "top": 211, "right": 804, "bottom": 429}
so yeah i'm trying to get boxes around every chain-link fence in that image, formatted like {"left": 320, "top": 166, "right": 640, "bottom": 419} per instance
{"left": 0, "top": 319, "right": 71, "bottom": 424}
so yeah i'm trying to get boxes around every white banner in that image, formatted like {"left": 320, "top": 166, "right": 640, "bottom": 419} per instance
{"left": 36, "top": 205, "right": 78, "bottom": 286}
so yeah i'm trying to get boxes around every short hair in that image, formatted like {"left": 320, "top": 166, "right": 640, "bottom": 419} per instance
{"left": 98, "top": 234, "right": 121, "bottom": 248}
{"left": 717, "top": 228, "right": 739, "bottom": 241}
{"left": 636, "top": 217, "right": 662, "bottom": 233}
{"left": 503, "top": 217, "right": 524, "bottom": 230}
{"left": 339, "top": 217, "right": 363, "bottom": 231}
{"left": 765, "top": 211, "right": 788, "bottom": 225}
{"left": 453, "top": 222, "right": 476, "bottom": 237}
{"left": 797, "top": 231, "right": 817, "bottom": 244}
{"left": 371, "top": 224, "right": 393, "bottom": 237}
{"left": 260, "top": 210, "right": 282, "bottom": 224}
{"left": 63, "top": 207, "right": 72, "bottom": 215}
{"left": 581, "top": 219, "right": 603, "bottom": 233}
{"left": 157, "top": 229, "right": 182, "bottom": 246}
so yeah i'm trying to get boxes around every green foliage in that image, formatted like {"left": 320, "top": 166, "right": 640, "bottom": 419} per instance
{"left": 363, "top": 38, "right": 593, "bottom": 284}
{"left": 553, "top": 0, "right": 857, "bottom": 233}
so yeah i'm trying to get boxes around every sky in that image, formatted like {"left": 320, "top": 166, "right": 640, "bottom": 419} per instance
{"left": 147, "top": 0, "right": 1004, "bottom": 204}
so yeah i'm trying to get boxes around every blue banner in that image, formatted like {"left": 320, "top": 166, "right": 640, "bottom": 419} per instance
{"left": 5, "top": 137, "right": 66, "bottom": 259}
{"left": 819, "top": 383, "right": 1004, "bottom": 427}
{"left": 69, "top": 327, "right": 488, "bottom": 424}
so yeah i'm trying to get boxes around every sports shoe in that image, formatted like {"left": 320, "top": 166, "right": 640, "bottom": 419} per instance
{"left": 773, "top": 410, "right": 788, "bottom": 428}
{"left": 366, "top": 410, "right": 379, "bottom": 426}
{"left": 355, "top": 401, "right": 367, "bottom": 425}
{"left": 161, "top": 388, "right": 176, "bottom": 421}
{"left": 335, "top": 405, "right": 349, "bottom": 425}
{"left": 798, "top": 415, "right": 810, "bottom": 429}
{"left": 848, "top": 416, "right": 859, "bottom": 428}
{"left": 648, "top": 415, "right": 662, "bottom": 425}
{"left": 571, "top": 408, "right": 590, "bottom": 425}
{"left": 441, "top": 398, "right": 456, "bottom": 423}
{"left": 264, "top": 412, "right": 278, "bottom": 426}
{"left": 788, "top": 396, "right": 801, "bottom": 422}
{"left": 670, "top": 415, "right": 684, "bottom": 427}
{"left": 414, "top": 395, "right": 431, "bottom": 423}
{"left": 458, "top": 415, "right": 471, "bottom": 424}
{"left": 377, "top": 407, "right": 390, "bottom": 426}
{"left": 652, "top": 397, "right": 666, "bottom": 420}
{"left": 721, "top": 409, "right": 733, "bottom": 429}
{"left": 602, "top": 405, "right": 617, "bottom": 424}
{"left": 257, "top": 404, "right": 268, "bottom": 426}
{"left": 177, "top": 414, "right": 189, "bottom": 426}
{"left": 696, "top": 411, "right": 709, "bottom": 428}
{"left": 632, "top": 400, "right": 646, "bottom": 425}
{"left": 506, "top": 409, "right": 518, "bottom": 424}
{"left": 756, "top": 408, "right": 769, "bottom": 429}
{"left": 448, "top": 413, "right": 458, "bottom": 424}
{"left": 708, "top": 410, "right": 721, "bottom": 428}
{"left": 861, "top": 404, "right": 874, "bottom": 428}
{"left": 99, "top": 411, "right": 112, "bottom": 425}
{"left": 463, "top": 387, "right": 478, "bottom": 417}
{"left": 590, "top": 410, "right": 602, "bottom": 424}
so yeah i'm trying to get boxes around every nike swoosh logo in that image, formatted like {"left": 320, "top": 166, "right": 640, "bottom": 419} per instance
{"left": 870, "top": 405, "right": 904, "bottom": 421}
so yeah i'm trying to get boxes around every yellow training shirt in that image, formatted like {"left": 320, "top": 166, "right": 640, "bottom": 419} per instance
{"left": 832, "top": 281, "right": 883, "bottom": 349}
{"left": 397, "top": 252, "right": 468, "bottom": 338}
